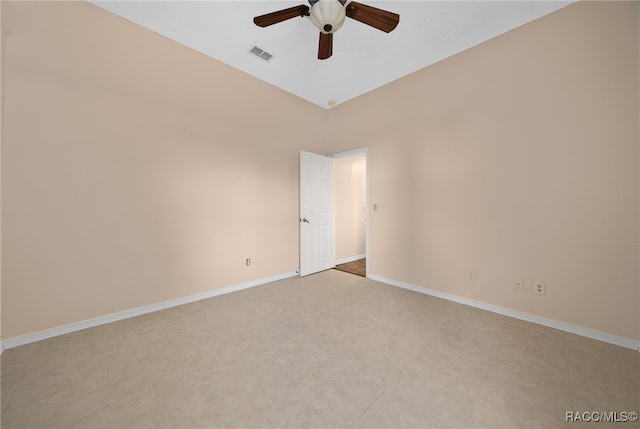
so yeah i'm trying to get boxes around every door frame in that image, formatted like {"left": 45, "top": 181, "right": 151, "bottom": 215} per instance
{"left": 329, "top": 147, "right": 369, "bottom": 278}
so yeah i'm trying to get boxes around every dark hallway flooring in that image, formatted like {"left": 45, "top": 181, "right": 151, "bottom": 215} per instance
{"left": 334, "top": 258, "right": 366, "bottom": 277}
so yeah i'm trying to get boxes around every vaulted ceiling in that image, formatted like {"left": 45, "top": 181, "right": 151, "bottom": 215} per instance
{"left": 91, "top": 1, "right": 573, "bottom": 109}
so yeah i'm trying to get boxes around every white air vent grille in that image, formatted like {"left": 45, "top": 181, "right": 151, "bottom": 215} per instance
{"left": 249, "top": 46, "right": 273, "bottom": 62}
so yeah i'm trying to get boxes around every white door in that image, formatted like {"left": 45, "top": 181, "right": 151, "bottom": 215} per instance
{"left": 300, "top": 151, "right": 335, "bottom": 276}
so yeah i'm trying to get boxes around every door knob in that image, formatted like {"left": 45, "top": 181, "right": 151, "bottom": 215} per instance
{"left": 301, "top": 218, "right": 310, "bottom": 223}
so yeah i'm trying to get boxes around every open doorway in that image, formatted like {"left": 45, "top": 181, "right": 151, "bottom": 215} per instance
{"left": 331, "top": 148, "right": 368, "bottom": 277}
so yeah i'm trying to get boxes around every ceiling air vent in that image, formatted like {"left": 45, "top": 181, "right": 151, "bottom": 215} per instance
{"left": 249, "top": 46, "right": 273, "bottom": 62}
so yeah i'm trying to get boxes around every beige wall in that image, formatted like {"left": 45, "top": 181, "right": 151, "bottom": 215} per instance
{"left": 334, "top": 153, "right": 366, "bottom": 262}
{"left": 327, "top": 0, "right": 640, "bottom": 341}
{"left": 2, "top": 1, "right": 639, "bottom": 343}
{"left": 1, "top": 1, "right": 325, "bottom": 339}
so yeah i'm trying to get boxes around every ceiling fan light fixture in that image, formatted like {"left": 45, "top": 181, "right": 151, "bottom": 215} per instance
{"left": 310, "top": 0, "right": 346, "bottom": 34}
{"left": 252, "top": 0, "right": 398, "bottom": 60}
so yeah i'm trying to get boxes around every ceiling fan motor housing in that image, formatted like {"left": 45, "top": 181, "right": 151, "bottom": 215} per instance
{"left": 310, "top": 0, "right": 346, "bottom": 34}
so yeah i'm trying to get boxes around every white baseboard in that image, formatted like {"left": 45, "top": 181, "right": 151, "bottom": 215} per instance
{"left": 336, "top": 254, "right": 366, "bottom": 265}
{"left": 368, "top": 274, "right": 640, "bottom": 352}
{"left": 0, "top": 271, "right": 299, "bottom": 351}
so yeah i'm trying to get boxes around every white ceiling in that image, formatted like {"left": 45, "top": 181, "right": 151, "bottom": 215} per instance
{"left": 91, "top": 0, "right": 573, "bottom": 109}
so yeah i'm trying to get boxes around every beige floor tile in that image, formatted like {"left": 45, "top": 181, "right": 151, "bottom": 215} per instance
{"left": 483, "top": 374, "right": 574, "bottom": 427}
{"left": 214, "top": 327, "right": 276, "bottom": 367}
{"left": 108, "top": 347, "right": 168, "bottom": 384}
{"left": 105, "top": 371, "right": 155, "bottom": 408}
{"left": 2, "top": 270, "right": 638, "bottom": 429}
{"left": 54, "top": 392, "right": 155, "bottom": 429}
{"left": 412, "top": 343, "right": 488, "bottom": 388}
{"left": 383, "top": 346, "right": 486, "bottom": 429}
{"left": 3, "top": 353, "right": 105, "bottom": 421}
{"left": 385, "top": 369, "right": 478, "bottom": 429}
{"left": 305, "top": 327, "right": 359, "bottom": 363}
{"left": 479, "top": 326, "right": 571, "bottom": 393}
{"left": 146, "top": 342, "right": 229, "bottom": 403}
{"left": 170, "top": 319, "right": 232, "bottom": 352}
{"left": 259, "top": 312, "right": 314, "bottom": 344}
{"left": 1, "top": 400, "right": 56, "bottom": 429}
{"left": 259, "top": 374, "right": 363, "bottom": 429}
{"left": 2, "top": 357, "right": 104, "bottom": 422}
{"left": 198, "top": 364, "right": 286, "bottom": 428}
{"left": 3, "top": 374, "right": 72, "bottom": 416}
{"left": 245, "top": 335, "right": 331, "bottom": 389}
{"left": 350, "top": 389, "right": 441, "bottom": 429}
{"left": 64, "top": 354, "right": 107, "bottom": 387}
{"left": 107, "top": 330, "right": 174, "bottom": 362}
{"left": 234, "top": 409, "right": 276, "bottom": 429}
{"left": 306, "top": 349, "right": 400, "bottom": 410}
{"left": 1, "top": 346, "right": 70, "bottom": 386}
{"left": 180, "top": 342, "right": 232, "bottom": 382}
{"left": 50, "top": 371, "right": 154, "bottom": 427}
{"left": 358, "top": 327, "right": 426, "bottom": 370}
{"left": 126, "top": 387, "right": 216, "bottom": 429}
{"left": 305, "top": 314, "right": 383, "bottom": 365}
{"left": 567, "top": 334, "right": 640, "bottom": 410}
{"left": 466, "top": 396, "right": 530, "bottom": 429}
{"left": 1, "top": 382, "right": 17, "bottom": 414}
{"left": 312, "top": 303, "right": 376, "bottom": 336}
{"left": 570, "top": 371, "right": 640, "bottom": 411}
{"left": 47, "top": 385, "right": 108, "bottom": 426}
{"left": 208, "top": 296, "right": 282, "bottom": 331}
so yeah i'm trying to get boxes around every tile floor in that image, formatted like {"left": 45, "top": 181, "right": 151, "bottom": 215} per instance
{"left": 1, "top": 270, "right": 638, "bottom": 429}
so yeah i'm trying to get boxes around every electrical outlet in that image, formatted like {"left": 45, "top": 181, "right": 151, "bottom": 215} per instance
{"left": 534, "top": 282, "right": 545, "bottom": 295}
{"left": 246, "top": 258, "right": 251, "bottom": 266}
{"left": 514, "top": 279, "right": 524, "bottom": 290}
{"left": 469, "top": 271, "right": 477, "bottom": 281}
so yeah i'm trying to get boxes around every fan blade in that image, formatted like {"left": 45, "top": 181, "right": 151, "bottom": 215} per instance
{"left": 346, "top": 1, "right": 399, "bottom": 33}
{"left": 318, "top": 32, "right": 333, "bottom": 60}
{"left": 254, "top": 5, "right": 310, "bottom": 27}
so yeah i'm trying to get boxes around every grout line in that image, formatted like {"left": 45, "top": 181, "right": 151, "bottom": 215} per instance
{"left": 1, "top": 382, "right": 17, "bottom": 414}
{"left": 564, "top": 332, "right": 578, "bottom": 410}
{"left": 217, "top": 354, "right": 231, "bottom": 371}
{"left": 168, "top": 335, "right": 180, "bottom": 355}
{"left": 250, "top": 336, "right": 336, "bottom": 416}
{"left": 103, "top": 355, "right": 108, "bottom": 385}
{"left": 346, "top": 341, "right": 429, "bottom": 429}
{"left": 256, "top": 324, "right": 282, "bottom": 345}
{"left": 144, "top": 368, "right": 158, "bottom": 407}
{"left": 255, "top": 382, "right": 295, "bottom": 412}
{"left": 65, "top": 341, "right": 73, "bottom": 364}
{"left": 346, "top": 362, "right": 407, "bottom": 428}
{"left": 48, "top": 409, "right": 58, "bottom": 428}
{"left": 255, "top": 327, "right": 279, "bottom": 357}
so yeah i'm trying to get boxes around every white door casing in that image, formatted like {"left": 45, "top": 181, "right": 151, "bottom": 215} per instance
{"left": 299, "top": 151, "right": 335, "bottom": 276}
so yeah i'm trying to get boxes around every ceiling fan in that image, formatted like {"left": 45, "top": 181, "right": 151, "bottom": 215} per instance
{"left": 253, "top": 0, "right": 400, "bottom": 60}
